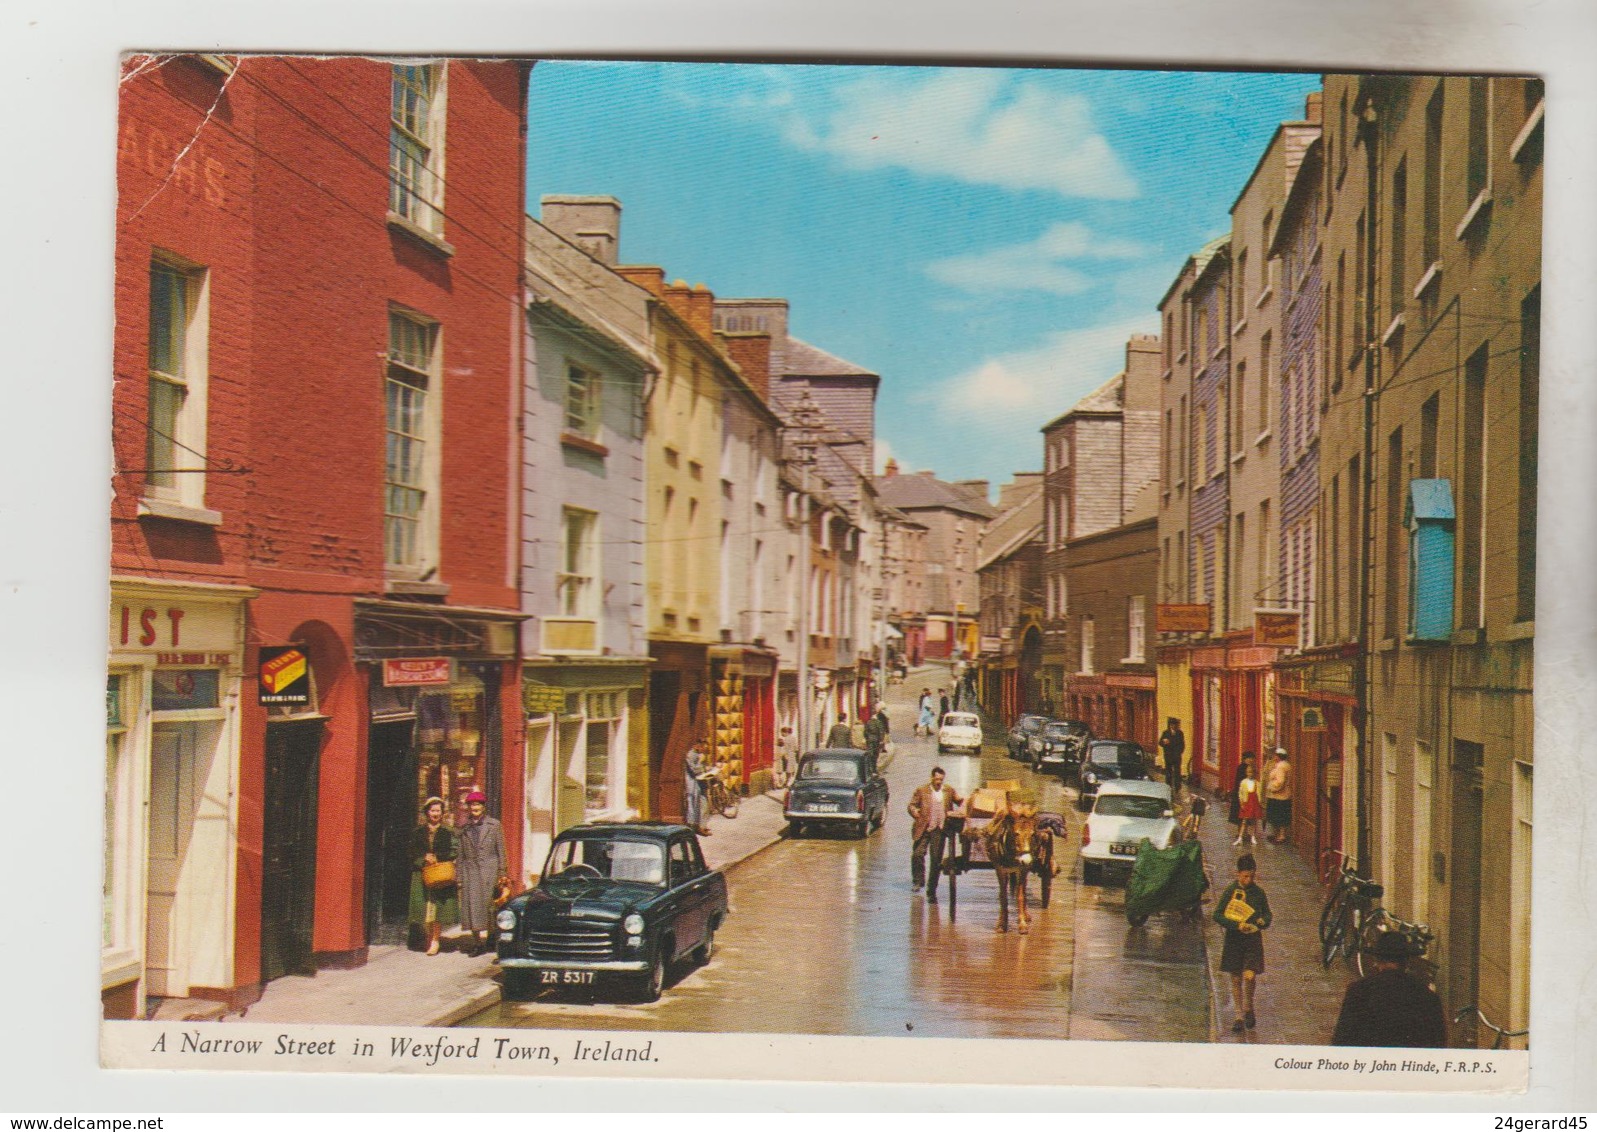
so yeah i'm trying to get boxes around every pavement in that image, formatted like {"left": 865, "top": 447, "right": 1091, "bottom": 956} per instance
{"left": 1188, "top": 780, "right": 1357, "bottom": 1046}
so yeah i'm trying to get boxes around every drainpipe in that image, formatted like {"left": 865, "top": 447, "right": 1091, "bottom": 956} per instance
{"left": 1354, "top": 94, "right": 1382, "bottom": 872}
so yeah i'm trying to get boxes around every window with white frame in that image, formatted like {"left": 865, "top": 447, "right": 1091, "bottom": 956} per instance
{"left": 385, "top": 311, "right": 440, "bottom": 574}
{"left": 565, "top": 363, "right": 601, "bottom": 439}
{"left": 146, "top": 257, "right": 210, "bottom": 509}
{"left": 584, "top": 691, "right": 623, "bottom": 814}
{"left": 389, "top": 63, "right": 445, "bottom": 233}
{"left": 559, "top": 507, "right": 599, "bottom": 618}
{"left": 1127, "top": 595, "right": 1146, "bottom": 662}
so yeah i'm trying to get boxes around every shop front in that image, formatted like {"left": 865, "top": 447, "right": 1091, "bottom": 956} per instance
{"left": 647, "top": 640, "right": 710, "bottom": 822}
{"left": 105, "top": 579, "right": 254, "bottom": 1019}
{"left": 521, "top": 658, "right": 649, "bottom": 885}
{"left": 709, "top": 647, "right": 777, "bottom": 793}
{"left": 1275, "top": 648, "right": 1357, "bottom": 863}
{"left": 354, "top": 600, "right": 523, "bottom": 949}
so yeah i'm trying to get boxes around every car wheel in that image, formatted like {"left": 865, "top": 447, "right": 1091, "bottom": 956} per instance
{"left": 637, "top": 948, "right": 667, "bottom": 1002}
{"left": 786, "top": 821, "right": 804, "bottom": 838}
{"left": 1083, "top": 861, "right": 1103, "bottom": 886}
{"left": 502, "top": 969, "right": 534, "bottom": 1001}
{"left": 1127, "top": 913, "right": 1149, "bottom": 927}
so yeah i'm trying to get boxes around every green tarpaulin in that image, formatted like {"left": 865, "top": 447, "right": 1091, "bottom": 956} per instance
{"left": 1124, "top": 839, "right": 1208, "bottom": 924}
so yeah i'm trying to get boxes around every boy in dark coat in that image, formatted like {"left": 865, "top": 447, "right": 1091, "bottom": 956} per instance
{"left": 1213, "top": 853, "right": 1272, "bottom": 1032}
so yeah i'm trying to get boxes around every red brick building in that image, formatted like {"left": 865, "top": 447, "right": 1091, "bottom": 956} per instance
{"left": 108, "top": 55, "right": 528, "bottom": 1017}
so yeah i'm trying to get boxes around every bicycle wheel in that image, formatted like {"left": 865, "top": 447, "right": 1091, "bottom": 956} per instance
{"left": 1340, "top": 903, "right": 1366, "bottom": 967}
{"left": 1321, "top": 899, "right": 1350, "bottom": 968}
{"left": 1319, "top": 885, "right": 1348, "bottom": 951}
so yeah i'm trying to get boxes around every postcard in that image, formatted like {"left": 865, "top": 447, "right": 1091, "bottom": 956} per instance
{"left": 13, "top": 0, "right": 1597, "bottom": 1112}
{"left": 85, "top": 49, "right": 1554, "bottom": 1099}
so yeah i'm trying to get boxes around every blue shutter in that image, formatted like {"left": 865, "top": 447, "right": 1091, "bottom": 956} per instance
{"left": 1407, "top": 479, "right": 1456, "bottom": 641}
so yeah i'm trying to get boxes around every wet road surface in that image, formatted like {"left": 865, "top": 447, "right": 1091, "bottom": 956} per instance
{"left": 462, "top": 676, "right": 1211, "bottom": 1041}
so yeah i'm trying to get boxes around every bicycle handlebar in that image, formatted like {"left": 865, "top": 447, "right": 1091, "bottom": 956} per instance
{"left": 1452, "top": 1005, "right": 1529, "bottom": 1043}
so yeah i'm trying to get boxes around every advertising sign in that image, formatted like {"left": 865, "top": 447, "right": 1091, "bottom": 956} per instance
{"left": 1255, "top": 610, "right": 1302, "bottom": 647}
{"left": 1156, "top": 603, "right": 1211, "bottom": 632}
{"left": 523, "top": 684, "right": 567, "bottom": 715}
{"left": 382, "top": 657, "right": 451, "bottom": 687}
{"left": 258, "top": 645, "right": 311, "bottom": 705}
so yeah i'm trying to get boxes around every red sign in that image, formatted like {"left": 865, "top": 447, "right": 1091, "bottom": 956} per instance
{"left": 1255, "top": 610, "right": 1302, "bottom": 647}
{"left": 383, "top": 658, "right": 451, "bottom": 687}
{"left": 1157, "top": 603, "right": 1211, "bottom": 632}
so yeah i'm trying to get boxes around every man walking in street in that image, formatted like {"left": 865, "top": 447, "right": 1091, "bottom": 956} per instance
{"left": 938, "top": 688, "right": 951, "bottom": 726}
{"left": 1213, "top": 853, "right": 1272, "bottom": 1032}
{"left": 862, "top": 705, "right": 886, "bottom": 758}
{"left": 1158, "top": 717, "right": 1186, "bottom": 797}
{"left": 826, "top": 712, "right": 854, "bottom": 748}
{"left": 908, "top": 767, "right": 963, "bottom": 903}
{"left": 1332, "top": 932, "right": 1448, "bottom": 1047}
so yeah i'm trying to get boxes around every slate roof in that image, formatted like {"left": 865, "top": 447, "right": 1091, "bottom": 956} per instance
{"left": 776, "top": 336, "right": 879, "bottom": 380}
{"left": 873, "top": 473, "right": 999, "bottom": 520}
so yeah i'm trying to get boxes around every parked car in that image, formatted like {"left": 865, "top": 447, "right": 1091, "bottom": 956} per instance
{"left": 1033, "top": 719, "right": 1092, "bottom": 776}
{"left": 783, "top": 748, "right": 889, "bottom": 838}
{"left": 495, "top": 822, "right": 728, "bottom": 1003}
{"left": 1079, "top": 779, "right": 1179, "bottom": 886}
{"left": 937, "top": 711, "right": 984, "bottom": 756}
{"left": 1006, "top": 714, "right": 1049, "bottom": 761}
{"left": 1076, "top": 739, "right": 1152, "bottom": 810}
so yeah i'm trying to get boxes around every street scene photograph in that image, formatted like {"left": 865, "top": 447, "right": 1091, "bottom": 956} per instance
{"left": 102, "top": 54, "right": 1541, "bottom": 1070}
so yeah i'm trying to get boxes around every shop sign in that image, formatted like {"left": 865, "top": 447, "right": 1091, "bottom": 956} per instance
{"left": 523, "top": 684, "right": 567, "bottom": 715}
{"left": 1157, "top": 603, "right": 1211, "bottom": 633}
{"left": 1105, "top": 674, "right": 1156, "bottom": 690}
{"left": 383, "top": 657, "right": 451, "bottom": 687}
{"left": 1302, "top": 705, "right": 1327, "bottom": 732}
{"left": 111, "top": 597, "right": 238, "bottom": 654}
{"left": 1255, "top": 610, "right": 1301, "bottom": 648}
{"left": 258, "top": 646, "right": 311, "bottom": 705}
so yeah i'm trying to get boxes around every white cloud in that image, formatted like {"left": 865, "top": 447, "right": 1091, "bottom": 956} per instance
{"left": 934, "top": 316, "right": 1160, "bottom": 433}
{"left": 925, "top": 222, "right": 1150, "bottom": 296}
{"left": 784, "top": 69, "right": 1138, "bottom": 200}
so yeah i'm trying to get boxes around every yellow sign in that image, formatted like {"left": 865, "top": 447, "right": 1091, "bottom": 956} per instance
{"left": 524, "top": 685, "right": 567, "bottom": 715}
{"left": 1255, "top": 610, "right": 1301, "bottom": 647}
{"left": 1157, "top": 603, "right": 1211, "bottom": 632}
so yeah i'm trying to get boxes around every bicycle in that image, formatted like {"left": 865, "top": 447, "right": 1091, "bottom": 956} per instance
{"left": 702, "top": 766, "right": 741, "bottom": 820}
{"left": 1320, "top": 864, "right": 1384, "bottom": 969}
{"left": 1353, "top": 913, "right": 1436, "bottom": 982}
{"left": 1453, "top": 1005, "right": 1528, "bottom": 1050}
{"left": 1319, "top": 853, "right": 1369, "bottom": 963}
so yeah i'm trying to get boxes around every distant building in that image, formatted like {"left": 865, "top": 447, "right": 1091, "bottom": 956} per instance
{"left": 975, "top": 474, "right": 1045, "bottom": 721}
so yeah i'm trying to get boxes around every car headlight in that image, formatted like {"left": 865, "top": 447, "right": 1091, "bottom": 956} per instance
{"left": 623, "top": 913, "right": 645, "bottom": 936}
{"left": 495, "top": 908, "right": 516, "bottom": 931}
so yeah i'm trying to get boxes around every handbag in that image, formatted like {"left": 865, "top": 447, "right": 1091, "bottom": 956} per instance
{"left": 422, "top": 859, "right": 456, "bottom": 889}
{"left": 1223, "top": 887, "right": 1255, "bottom": 926}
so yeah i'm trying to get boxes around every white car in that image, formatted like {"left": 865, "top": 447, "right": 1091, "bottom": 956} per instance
{"left": 1080, "top": 779, "right": 1180, "bottom": 886}
{"left": 937, "top": 711, "right": 983, "bottom": 755}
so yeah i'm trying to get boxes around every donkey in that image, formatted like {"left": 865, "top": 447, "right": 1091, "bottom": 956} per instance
{"left": 982, "top": 805, "right": 1052, "bottom": 934}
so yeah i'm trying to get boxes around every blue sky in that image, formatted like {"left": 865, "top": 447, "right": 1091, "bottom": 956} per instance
{"left": 526, "top": 62, "right": 1323, "bottom": 489}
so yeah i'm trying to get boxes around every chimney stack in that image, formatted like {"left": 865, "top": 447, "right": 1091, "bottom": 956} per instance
{"left": 723, "top": 332, "right": 773, "bottom": 400}
{"left": 1305, "top": 90, "right": 1324, "bottom": 124}
{"left": 883, "top": 457, "right": 900, "bottom": 478}
{"left": 615, "top": 265, "right": 666, "bottom": 297}
{"left": 663, "top": 281, "right": 716, "bottom": 339}
{"left": 541, "top": 195, "right": 622, "bottom": 266}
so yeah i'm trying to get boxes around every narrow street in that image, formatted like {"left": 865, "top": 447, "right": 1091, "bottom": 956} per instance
{"left": 462, "top": 668, "right": 1211, "bottom": 1041}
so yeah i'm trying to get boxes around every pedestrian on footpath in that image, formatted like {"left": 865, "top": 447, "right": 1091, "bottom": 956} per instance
{"left": 826, "top": 712, "right": 854, "bottom": 748}
{"left": 1265, "top": 748, "right": 1293, "bottom": 844}
{"left": 1228, "top": 751, "right": 1254, "bottom": 843}
{"left": 1332, "top": 932, "right": 1448, "bottom": 1047}
{"left": 456, "top": 789, "right": 506, "bottom": 957}
{"left": 1235, "top": 754, "right": 1264, "bottom": 847}
{"left": 1213, "top": 852, "right": 1272, "bottom": 1032}
{"left": 908, "top": 767, "right": 964, "bottom": 903}
{"left": 411, "top": 797, "right": 458, "bottom": 956}
{"left": 917, "top": 689, "right": 936, "bottom": 736}
{"left": 683, "top": 741, "right": 712, "bottom": 836}
{"left": 774, "top": 725, "right": 796, "bottom": 788}
{"left": 1158, "top": 717, "right": 1186, "bottom": 796}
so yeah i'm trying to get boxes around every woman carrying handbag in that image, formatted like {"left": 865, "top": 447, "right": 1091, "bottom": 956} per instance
{"left": 410, "top": 796, "right": 459, "bottom": 956}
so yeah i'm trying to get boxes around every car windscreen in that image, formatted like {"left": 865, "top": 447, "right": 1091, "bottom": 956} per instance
{"left": 1089, "top": 744, "right": 1142, "bottom": 768}
{"left": 543, "top": 837, "right": 665, "bottom": 886}
{"left": 799, "top": 758, "right": 863, "bottom": 783}
{"left": 1043, "top": 723, "right": 1081, "bottom": 739}
{"left": 1094, "top": 795, "right": 1169, "bottom": 819}
{"left": 943, "top": 714, "right": 979, "bottom": 727}
{"left": 1019, "top": 717, "right": 1046, "bottom": 733}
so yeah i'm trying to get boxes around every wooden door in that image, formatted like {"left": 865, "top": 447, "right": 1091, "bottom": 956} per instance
{"left": 146, "top": 723, "right": 198, "bottom": 997}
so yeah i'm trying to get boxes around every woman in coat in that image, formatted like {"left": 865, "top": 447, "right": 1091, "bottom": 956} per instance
{"left": 410, "top": 796, "right": 459, "bottom": 955}
{"left": 456, "top": 789, "right": 507, "bottom": 956}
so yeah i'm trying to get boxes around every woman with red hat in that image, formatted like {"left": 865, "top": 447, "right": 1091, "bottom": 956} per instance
{"left": 457, "top": 789, "right": 507, "bottom": 956}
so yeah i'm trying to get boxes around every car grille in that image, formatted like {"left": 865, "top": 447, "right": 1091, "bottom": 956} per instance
{"left": 524, "top": 925, "right": 616, "bottom": 962}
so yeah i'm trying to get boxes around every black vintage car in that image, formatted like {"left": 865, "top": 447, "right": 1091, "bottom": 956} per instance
{"left": 1076, "top": 739, "right": 1152, "bottom": 810}
{"left": 1006, "top": 714, "right": 1050, "bottom": 761}
{"left": 782, "top": 748, "right": 889, "bottom": 838}
{"left": 495, "top": 822, "right": 728, "bottom": 1002}
{"left": 1034, "top": 719, "right": 1092, "bottom": 776}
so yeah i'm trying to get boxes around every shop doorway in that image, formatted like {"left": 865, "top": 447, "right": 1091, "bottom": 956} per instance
{"left": 364, "top": 720, "right": 417, "bottom": 946}
{"left": 146, "top": 723, "right": 205, "bottom": 997}
{"left": 261, "top": 721, "right": 321, "bottom": 983}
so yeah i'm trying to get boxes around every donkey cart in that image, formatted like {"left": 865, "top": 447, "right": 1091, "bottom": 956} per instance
{"left": 938, "top": 782, "right": 1064, "bottom": 932}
